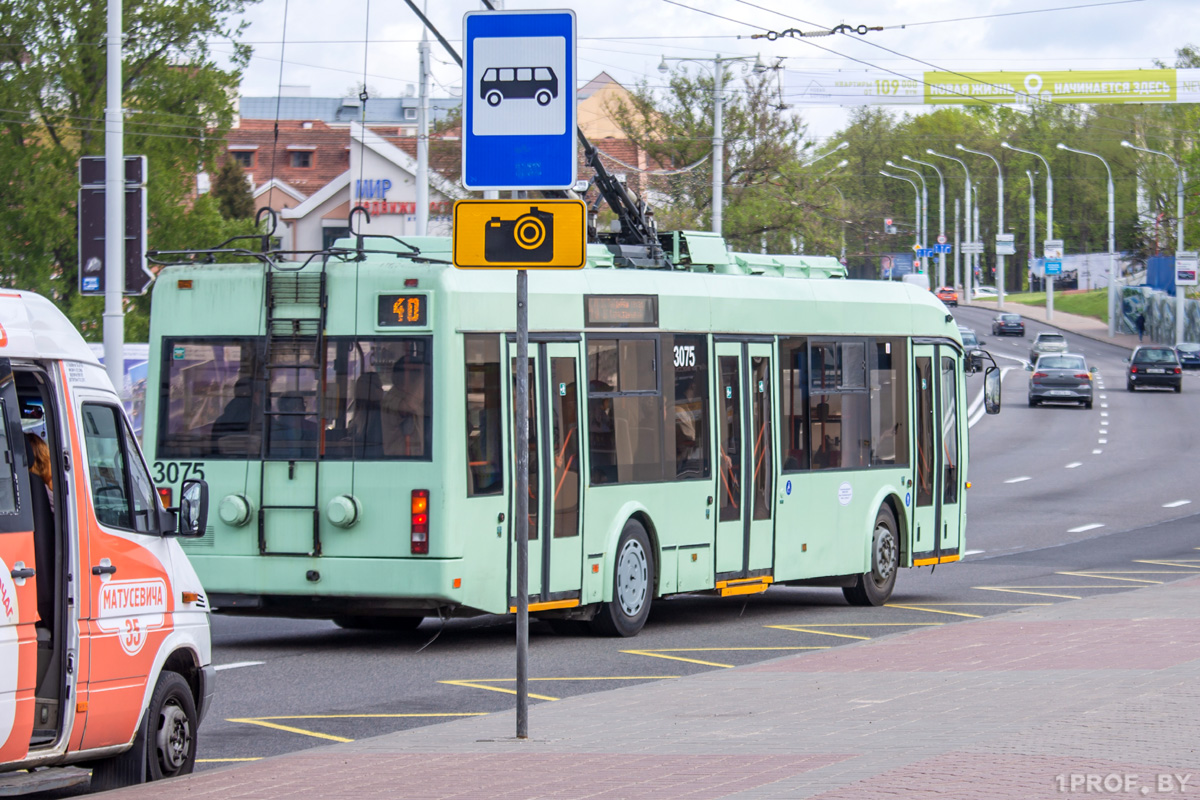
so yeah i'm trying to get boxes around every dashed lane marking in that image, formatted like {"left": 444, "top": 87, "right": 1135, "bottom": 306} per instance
{"left": 622, "top": 647, "right": 828, "bottom": 669}
{"left": 440, "top": 676, "right": 680, "bottom": 700}
{"left": 1068, "top": 523, "right": 1104, "bottom": 533}
{"left": 1092, "top": 449, "right": 1103, "bottom": 454}
{"left": 213, "top": 661, "right": 265, "bottom": 672}
{"left": 1098, "top": 439, "right": 1108, "bottom": 444}
{"left": 226, "top": 712, "right": 490, "bottom": 743}
{"left": 964, "top": 548, "right": 986, "bottom": 556}
{"left": 1004, "top": 476, "right": 1032, "bottom": 483}
{"left": 1163, "top": 500, "right": 1192, "bottom": 508}
{"left": 1065, "top": 462, "right": 1083, "bottom": 468}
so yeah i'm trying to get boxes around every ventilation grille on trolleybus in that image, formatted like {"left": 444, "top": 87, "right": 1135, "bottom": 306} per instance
{"left": 268, "top": 271, "right": 323, "bottom": 305}
{"left": 180, "top": 526, "right": 215, "bottom": 549}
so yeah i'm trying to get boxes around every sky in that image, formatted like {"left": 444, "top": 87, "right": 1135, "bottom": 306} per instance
{"left": 221, "top": 0, "right": 1199, "bottom": 142}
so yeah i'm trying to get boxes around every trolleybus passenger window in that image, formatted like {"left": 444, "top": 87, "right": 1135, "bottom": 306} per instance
{"left": 750, "top": 356, "right": 772, "bottom": 521}
{"left": 716, "top": 356, "right": 741, "bottom": 521}
{"left": 82, "top": 404, "right": 156, "bottom": 533}
{"left": 779, "top": 338, "right": 808, "bottom": 472}
{"left": 870, "top": 339, "right": 908, "bottom": 466}
{"left": 809, "top": 340, "right": 869, "bottom": 470}
{"left": 665, "top": 334, "right": 709, "bottom": 480}
{"left": 941, "top": 356, "right": 959, "bottom": 504}
{"left": 159, "top": 339, "right": 264, "bottom": 459}
{"left": 915, "top": 357, "right": 934, "bottom": 507}
{"left": 587, "top": 336, "right": 664, "bottom": 485}
{"left": 550, "top": 357, "right": 580, "bottom": 538}
{"left": 464, "top": 335, "right": 503, "bottom": 495}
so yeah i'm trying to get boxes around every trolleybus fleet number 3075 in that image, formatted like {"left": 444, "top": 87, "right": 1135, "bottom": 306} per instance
{"left": 143, "top": 241, "right": 1000, "bottom": 637}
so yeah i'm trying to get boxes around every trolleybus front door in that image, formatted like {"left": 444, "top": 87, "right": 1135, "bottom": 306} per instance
{"left": 910, "top": 344, "right": 963, "bottom": 564}
{"left": 713, "top": 341, "right": 775, "bottom": 581}
{"left": 508, "top": 341, "right": 584, "bottom": 608}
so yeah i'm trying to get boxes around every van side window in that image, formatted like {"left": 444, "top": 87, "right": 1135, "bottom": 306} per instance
{"left": 82, "top": 404, "right": 157, "bottom": 533}
{"left": 0, "top": 399, "right": 16, "bottom": 514}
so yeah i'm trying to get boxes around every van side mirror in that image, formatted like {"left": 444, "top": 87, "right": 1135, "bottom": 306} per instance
{"left": 984, "top": 366, "right": 1002, "bottom": 414}
{"left": 175, "top": 479, "right": 209, "bottom": 538}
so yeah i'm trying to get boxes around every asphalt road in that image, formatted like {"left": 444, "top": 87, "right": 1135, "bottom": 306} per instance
{"left": 174, "top": 308, "right": 1200, "bottom": 770}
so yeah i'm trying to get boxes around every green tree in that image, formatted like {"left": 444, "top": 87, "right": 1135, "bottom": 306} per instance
{"left": 0, "top": 0, "right": 257, "bottom": 337}
{"left": 212, "top": 158, "right": 255, "bottom": 220}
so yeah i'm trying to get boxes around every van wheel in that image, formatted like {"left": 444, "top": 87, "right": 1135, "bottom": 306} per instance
{"left": 591, "top": 520, "right": 653, "bottom": 637}
{"left": 843, "top": 505, "right": 899, "bottom": 607}
{"left": 147, "top": 671, "right": 198, "bottom": 780}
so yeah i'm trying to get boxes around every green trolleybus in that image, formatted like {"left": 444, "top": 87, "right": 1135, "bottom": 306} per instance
{"left": 143, "top": 231, "right": 999, "bottom": 636}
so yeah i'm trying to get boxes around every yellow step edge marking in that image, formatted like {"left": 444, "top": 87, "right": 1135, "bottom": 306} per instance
{"left": 508, "top": 599, "right": 581, "bottom": 613}
{"left": 939, "top": 554, "right": 960, "bottom": 564}
{"left": 197, "top": 758, "right": 263, "bottom": 763}
{"left": 439, "top": 680, "right": 560, "bottom": 701}
{"left": 912, "top": 557, "right": 939, "bottom": 566}
{"left": 764, "top": 625, "right": 871, "bottom": 640}
{"left": 227, "top": 718, "right": 353, "bottom": 743}
{"left": 1056, "top": 571, "right": 1162, "bottom": 585}
{"left": 714, "top": 576, "right": 774, "bottom": 589}
{"left": 974, "top": 586, "right": 1082, "bottom": 600}
{"left": 886, "top": 603, "right": 982, "bottom": 618}
{"left": 253, "top": 713, "right": 488, "bottom": 720}
{"left": 719, "top": 583, "right": 770, "bottom": 597}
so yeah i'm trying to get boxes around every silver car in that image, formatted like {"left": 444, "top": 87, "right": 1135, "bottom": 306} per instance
{"left": 1028, "top": 332, "right": 1068, "bottom": 363}
{"left": 1027, "top": 353, "right": 1095, "bottom": 408}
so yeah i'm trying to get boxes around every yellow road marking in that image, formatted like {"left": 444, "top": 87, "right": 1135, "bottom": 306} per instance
{"left": 1056, "top": 571, "right": 1163, "bottom": 584}
{"left": 438, "top": 676, "right": 677, "bottom": 701}
{"left": 1134, "top": 559, "right": 1200, "bottom": 568}
{"left": 439, "top": 680, "right": 560, "bottom": 701}
{"left": 197, "top": 758, "right": 263, "bottom": 763}
{"left": 250, "top": 713, "right": 488, "bottom": 720}
{"left": 974, "top": 587, "right": 1083, "bottom": 599}
{"left": 886, "top": 604, "right": 982, "bottom": 618}
{"left": 766, "top": 625, "right": 874, "bottom": 640}
{"left": 623, "top": 647, "right": 828, "bottom": 669}
{"left": 773, "top": 622, "right": 944, "bottom": 626}
{"left": 227, "top": 718, "right": 353, "bottom": 743}
{"left": 897, "top": 603, "right": 1050, "bottom": 606}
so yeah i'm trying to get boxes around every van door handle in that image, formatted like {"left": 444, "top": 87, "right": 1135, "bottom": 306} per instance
{"left": 91, "top": 564, "right": 117, "bottom": 576}
{"left": 11, "top": 567, "right": 35, "bottom": 580}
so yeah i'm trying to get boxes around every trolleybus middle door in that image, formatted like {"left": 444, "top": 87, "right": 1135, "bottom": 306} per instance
{"left": 508, "top": 340, "right": 585, "bottom": 609}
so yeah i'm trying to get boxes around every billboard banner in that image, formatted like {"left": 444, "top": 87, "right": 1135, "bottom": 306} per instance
{"left": 789, "top": 68, "right": 1200, "bottom": 107}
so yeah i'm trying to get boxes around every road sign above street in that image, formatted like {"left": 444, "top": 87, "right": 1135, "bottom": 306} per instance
{"left": 462, "top": 9, "right": 577, "bottom": 190}
{"left": 934, "top": 243, "right": 953, "bottom": 254}
{"left": 452, "top": 199, "right": 586, "bottom": 269}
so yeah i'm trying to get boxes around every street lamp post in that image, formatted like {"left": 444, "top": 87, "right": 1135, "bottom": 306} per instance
{"left": 887, "top": 161, "right": 928, "bottom": 271}
{"left": 928, "top": 150, "right": 972, "bottom": 296}
{"left": 1123, "top": 140, "right": 1187, "bottom": 343}
{"left": 1026, "top": 169, "right": 1036, "bottom": 297}
{"left": 904, "top": 155, "right": 946, "bottom": 289}
{"left": 660, "top": 54, "right": 764, "bottom": 236}
{"left": 1002, "top": 142, "right": 1055, "bottom": 317}
{"left": 880, "top": 170, "right": 922, "bottom": 266}
{"left": 1058, "top": 143, "right": 1117, "bottom": 338}
{"left": 958, "top": 144, "right": 1006, "bottom": 307}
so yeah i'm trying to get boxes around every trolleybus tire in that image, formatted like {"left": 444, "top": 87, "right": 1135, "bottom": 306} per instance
{"left": 332, "top": 615, "right": 424, "bottom": 632}
{"left": 590, "top": 519, "right": 654, "bottom": 637}
{"left": 843, "top": 505, "right": 899, "bottom": 607}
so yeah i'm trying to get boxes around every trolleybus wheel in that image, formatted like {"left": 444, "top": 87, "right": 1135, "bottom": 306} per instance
{"left": 591, "top": 519, "right": 654, "bottom": 637}
{"left": 333, "top": 615, "right": 424, "bottom": 631}
{"left": 843, "top": 505, "right": 898, "bottom": 607}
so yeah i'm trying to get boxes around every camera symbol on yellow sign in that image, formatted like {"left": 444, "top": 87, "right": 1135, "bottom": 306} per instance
{"left": 453, "top": 199, "right": 586, "bottom": 269}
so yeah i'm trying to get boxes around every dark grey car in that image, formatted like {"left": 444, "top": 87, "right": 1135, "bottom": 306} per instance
{"left": 1027, "top": 353, "right": 1095, "bottom": 408}
{"left": 1126, "top": 346, "right": 1183, "bottom": 392}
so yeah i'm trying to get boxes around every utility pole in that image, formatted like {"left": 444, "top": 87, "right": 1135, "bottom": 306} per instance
{"left": 954, "top": 198, "right": 961, "bottom": 291}
{"left": 415, "top": 6, "right": 430, "bottom": 235}
{"left": 712, "top": 57, "right": 725, "bottom": 235}
{"left": 1027, "top": 170, "right": 1036, "bottom": 297}
{"left": 103, "top": 0, "right": 125, "bottom": 392}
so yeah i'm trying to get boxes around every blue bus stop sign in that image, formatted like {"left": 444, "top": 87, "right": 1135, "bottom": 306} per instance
{"left": 463, "top": 10, "right": 577, "bottom": 190}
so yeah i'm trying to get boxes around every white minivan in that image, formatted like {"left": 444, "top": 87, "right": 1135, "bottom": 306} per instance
{"left": 1, "top": 290, "right": 213, "bottom": 793}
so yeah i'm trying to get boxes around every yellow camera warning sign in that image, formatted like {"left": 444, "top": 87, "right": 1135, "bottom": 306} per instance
{"left": 452, "top": 199, "right": 586, "bottom": 269}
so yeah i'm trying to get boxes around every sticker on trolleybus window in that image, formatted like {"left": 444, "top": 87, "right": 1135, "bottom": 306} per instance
{"left": 95, "top": 578, "right": 168, "bottom": 655}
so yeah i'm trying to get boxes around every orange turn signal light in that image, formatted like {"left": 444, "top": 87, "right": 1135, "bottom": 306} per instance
{"left": 182, "top": 591, "right": 199, "bottom": 604}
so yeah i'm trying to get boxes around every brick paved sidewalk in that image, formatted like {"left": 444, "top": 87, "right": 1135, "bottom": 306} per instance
{"left": 113, "top": 575, "right": 1200, "bottom": 800}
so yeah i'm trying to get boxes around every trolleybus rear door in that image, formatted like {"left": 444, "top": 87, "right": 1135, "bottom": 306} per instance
{"left": 713, "top": 342, "right": 775, "bottom": 581}
{"left": 0, "top": 358, "right": 37, "bottom": 763}
{"left": 910, "top": 344, "right": 963, "bottom": 564}
{"left": 509, "top": 341, "right": 584, "bottom": 608}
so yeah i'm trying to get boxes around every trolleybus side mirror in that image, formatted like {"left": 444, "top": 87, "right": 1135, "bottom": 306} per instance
{"left": 984, "top": 366, "right": 1002, "bottom": 415}
{"left": 174, "top": 479, "right": 210, "bottom": 538}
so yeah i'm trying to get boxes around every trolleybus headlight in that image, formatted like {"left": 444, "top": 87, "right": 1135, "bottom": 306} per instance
{"left": 411, "top": 489, "right": 430, "bottom": 554}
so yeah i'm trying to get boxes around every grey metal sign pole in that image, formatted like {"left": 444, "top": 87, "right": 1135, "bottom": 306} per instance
{"left": 514, "top": 268, "right": 529, "bottom": 739}
{"left": 103, "top": 0, "right": 125, "bottom": 392}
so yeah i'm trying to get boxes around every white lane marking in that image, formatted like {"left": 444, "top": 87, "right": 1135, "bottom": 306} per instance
{"left": 1100, "top": 412, "right": 1108, "bottom": 417}
{"left": 963, "top": 549, "right": 986, "bottom": 556}
{"left": 1101, "top": 403, "right": 1109, "bottom": 408}
{"left": 1068, "top": 523, "right": 1105, "bottom": 533}
{"left": 1098, "top": 438, "right": 1108, "bottom": 444}
{"left": 1092, "top": 449, "right": 1103, "bottom": 454}
{"left": 968, "top": 366, "right": 1014, "bottom": 428}
{"left": 1065, "top": 462, "right": 1083, "bottom": 469}
{"left": 1004, "top": 476, "right": 1032, "bottom": 484}
{"left": 1163, "top": 500, "right": 1192, "bottom": 508}
{"left": 214, "top": 661, "right": 266, "bottom": 671}
{"left": 1099, "top": 395, "right": 1107, "bottom": 400}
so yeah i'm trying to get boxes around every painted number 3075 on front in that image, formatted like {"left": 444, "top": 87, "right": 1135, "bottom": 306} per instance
{"left": 152, "top": 461, "right": 205, "bottom": 484}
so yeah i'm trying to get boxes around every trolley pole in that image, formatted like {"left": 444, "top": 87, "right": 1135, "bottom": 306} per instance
{"left": 514, "top": 268, "right": 529, "bottom": 739}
